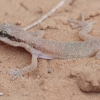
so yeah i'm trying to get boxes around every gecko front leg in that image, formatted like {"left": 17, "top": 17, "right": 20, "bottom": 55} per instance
{"left": 9, "top": 54, "right": 37, "bottom": 80}
{"left": 0, "top": 37, "right": 38, "bottom": 80}
{"left": 30, "top": 30, "right": 45, "bottom": 38}
{"left": 7, "top": 42, "right": 38, "bottom": 80}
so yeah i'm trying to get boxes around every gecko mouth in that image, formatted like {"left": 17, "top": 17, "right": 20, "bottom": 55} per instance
{"left": 0, "top": 30, "right": 23, "bottom": 42}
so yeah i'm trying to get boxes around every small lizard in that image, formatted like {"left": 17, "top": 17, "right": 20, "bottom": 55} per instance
{"left": 0, "top": 1, "right": 67, "bottom": 96}
{"left": 0, "top": 13, "right": 98, "bottom": 80}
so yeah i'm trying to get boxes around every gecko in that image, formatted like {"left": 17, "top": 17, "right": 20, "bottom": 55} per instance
{"left": 0, "top": 1, "right": 67, "bottom": 96}
{"left": 0, "top": 13, "right": 98, "bottom": 80}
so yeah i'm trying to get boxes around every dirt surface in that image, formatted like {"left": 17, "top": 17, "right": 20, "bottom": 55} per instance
{"left": 0, "top": 0, "right": 100, "bottom": 100}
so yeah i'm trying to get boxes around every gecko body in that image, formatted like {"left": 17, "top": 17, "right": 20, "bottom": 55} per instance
{"left": 0, "top": 13, "right": 99, "bottom": 80}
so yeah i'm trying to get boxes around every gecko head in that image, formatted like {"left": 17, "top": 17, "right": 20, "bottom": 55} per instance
{"left": 0, "top": 30, "right": 8, "bottom": 37}
{"left": 0, "top": 22, "right": 12, "bottom": 37}
{"left": 0, "top": 22, "right": 23, "bottom": 42}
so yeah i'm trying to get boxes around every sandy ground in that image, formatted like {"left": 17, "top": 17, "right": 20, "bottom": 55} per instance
{"left": 0, "top": 0, "right": 100, "bottom": 100}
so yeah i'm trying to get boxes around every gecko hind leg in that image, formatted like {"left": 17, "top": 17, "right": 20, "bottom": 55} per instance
{"left": 68, "top": 12, "right": 97, "bottom": 40}
{"left": 68, "top": 12, "right": 97, "bottom": 30}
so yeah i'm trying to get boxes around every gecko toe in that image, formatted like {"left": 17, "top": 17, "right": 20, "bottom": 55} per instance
{"left": 8, "top": 68, "right": 24, "bottom": 80}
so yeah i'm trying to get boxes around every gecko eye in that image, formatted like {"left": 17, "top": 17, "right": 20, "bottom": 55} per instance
{"left": 0, "top": 30, "right": 7, "bottom": 37}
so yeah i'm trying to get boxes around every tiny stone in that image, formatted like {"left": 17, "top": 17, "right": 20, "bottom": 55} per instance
{"left": 15, "top": 21, "right": 22, "bottom": 25}
{"left": 0, "top": 92, "right": 3, "bottom": 96}
{"left": 48, "top": 70, "right": 51, "bottom": 74}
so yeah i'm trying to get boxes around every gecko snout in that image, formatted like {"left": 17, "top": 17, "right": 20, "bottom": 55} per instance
{"left": 0, "top": 30, "right": 8, "bottom": 37}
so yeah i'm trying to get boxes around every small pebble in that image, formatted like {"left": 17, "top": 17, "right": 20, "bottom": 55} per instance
{"left": 48, "top": 70, "right": 51, "bottom": 74}
{"left": 0, "top": 92, "right": 3, "bottom": 96}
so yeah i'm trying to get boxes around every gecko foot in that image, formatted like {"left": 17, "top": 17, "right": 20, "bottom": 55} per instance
{"left": 68, "top": 12, "right": 97, "bottom": 30}
{"left": 8, "top": 68, "right": 24, "bottom": 80}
